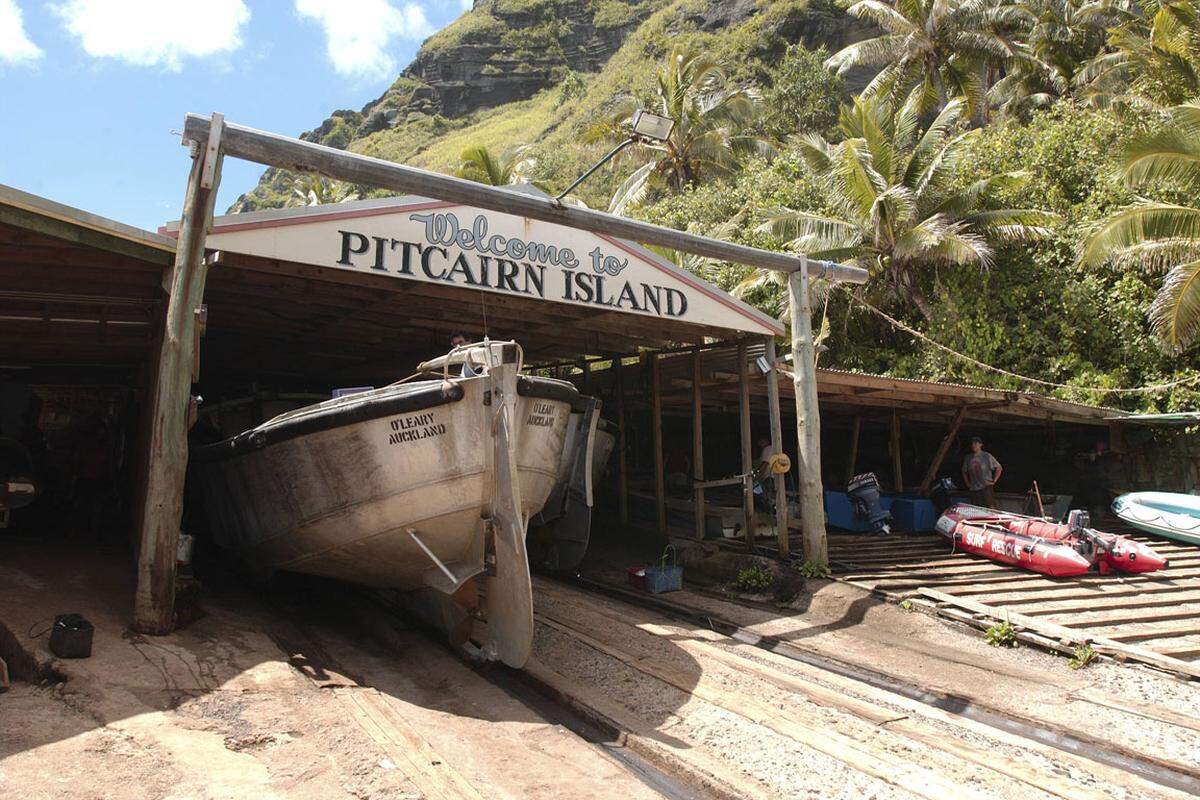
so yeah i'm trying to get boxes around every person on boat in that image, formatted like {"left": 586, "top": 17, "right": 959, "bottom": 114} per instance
{"left": 449, "top": 331, "right": 481, "bottom": 377}
{"left": 962, "top": 436, "right": 1003, "bottom": 508}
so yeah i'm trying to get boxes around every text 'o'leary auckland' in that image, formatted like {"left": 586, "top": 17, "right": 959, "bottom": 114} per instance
{"left": 335, "top": 213, "right": 688, "bottom": 318}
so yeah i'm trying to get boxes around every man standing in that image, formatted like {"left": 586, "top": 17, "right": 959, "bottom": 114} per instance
{"left": 962, "top": 436, "right": 1002, "bottom": 507}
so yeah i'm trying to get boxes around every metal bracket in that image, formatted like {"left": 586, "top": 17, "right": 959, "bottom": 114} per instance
{"left": 408, "top": 528, "right": 457, "bottom": 585}
{"left": 199, "top": 112, "right": 224, "bottom": 190}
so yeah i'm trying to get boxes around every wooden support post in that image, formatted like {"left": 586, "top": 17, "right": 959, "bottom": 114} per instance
{"left": 651, "top": 352, "right": 666, "bottom": 537}
{"left": 615, "top": 357, "right": 629, "bottom": 525}
{"left": 787, "top": 260, "right": 825, "bottom": 564}
{"left": 844, "top": 416, "right": 862, "bottom": 487}
{"left": 764, "top": 337, "right": 790, "bottom": 558}
{"left": 692, "top": 349, "right": 705, "bottom": 541}
{"left": 919, "top": 406, "right": 968, "bottom": 493}
{"left": 580, "top": 359, "right": 591, "bottom": 395}
{"left": 133, "top": 115, "right": 225, "bottom": 634}
{"left": 890, "top": 410, "right": 903, "bottom": 492}
{"left": 738, "top": 340, "right": 754, "bottom": 549}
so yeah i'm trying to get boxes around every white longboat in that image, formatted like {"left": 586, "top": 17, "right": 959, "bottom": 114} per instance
{"left": 191, "top": 341, "right": 588, "bottom": 667}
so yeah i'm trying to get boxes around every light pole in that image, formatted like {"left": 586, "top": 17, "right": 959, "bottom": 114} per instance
{"left": 554, "top": 109, "right": 675, "bottom": 202}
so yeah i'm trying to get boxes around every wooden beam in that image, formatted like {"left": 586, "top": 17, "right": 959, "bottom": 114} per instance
{"left": 788, "top": 264, "right": 825, "bottom": 564}
{"left": 918, "top": 406, "right": 968, "bottom": 493}
{"left": 890, "top": 410, "right": 903, "bottom": 492}
{"left": 133, "top": 119, "right": 224, "bottom": 634}
{"left": 0, "top": 204, "right": 173, "bottom": 267}
{"left": 844, "top": 415, "right": 861, "bottom": 487}
{"left": 616, "top": 357, "right": 629, "bottom": 525}
{"left": 692, "top": 348, "right": 704, "bottom": 542}
{"left": 738, "top": 340, "right": 754, "bottom": 549}
{"left": 184, "top": 113, "right": 870, "bottom": 284}
{"left": 651, "top": 352, "right": 666, "bottom": 537}
{"left": 764, "top": 337, "right": 789, "bottom": 558}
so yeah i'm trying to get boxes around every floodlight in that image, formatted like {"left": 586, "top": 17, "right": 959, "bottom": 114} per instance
{"left": 631, "top": 109, "right": 675, "bottom": 141}
{"left": 553, "top": 109, "right": 677, "bottom": 201}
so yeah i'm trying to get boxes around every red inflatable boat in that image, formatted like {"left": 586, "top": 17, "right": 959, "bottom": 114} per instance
{"left": 935, "top": 504, "right": 1168, "bottom": 577}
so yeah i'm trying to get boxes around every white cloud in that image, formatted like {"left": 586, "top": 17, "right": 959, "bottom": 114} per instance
{"left": 0, "top": 0, "right": 42, "bottom": 65}
{"left": 54, "top": 0, "right": 249, "bottom": 70}
{"left": 296, "top": 0, "right": 432, "bottom": 81}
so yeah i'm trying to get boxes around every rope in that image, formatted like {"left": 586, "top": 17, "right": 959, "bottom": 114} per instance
{"left": 835, "top": 285, "right": 1200, "bottom": 395}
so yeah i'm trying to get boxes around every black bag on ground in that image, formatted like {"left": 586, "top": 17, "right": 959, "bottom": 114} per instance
{"left": 49, "top": 613, "right": 93, "bottom": 658}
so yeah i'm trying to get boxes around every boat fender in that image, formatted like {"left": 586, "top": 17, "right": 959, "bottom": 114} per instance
{"left": 516, "top": 376, "right": 580, "bottom": 405}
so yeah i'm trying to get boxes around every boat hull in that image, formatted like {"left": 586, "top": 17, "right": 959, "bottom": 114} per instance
{"left": 1112, "top": 492, "right": 1200, "bottom": 546}
{"left": 936, "top": 503, "right": 1167, "bottom": 576}
{"left": 192, "top": 374, "right": 575, "bottom": 591}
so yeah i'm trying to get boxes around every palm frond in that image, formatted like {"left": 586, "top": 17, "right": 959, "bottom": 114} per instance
{"left": 1080, "top": 202, "right": 1200, "bottom": 267}
{"left": 1149, "top": 259, "right": 1200, "bottom": 352}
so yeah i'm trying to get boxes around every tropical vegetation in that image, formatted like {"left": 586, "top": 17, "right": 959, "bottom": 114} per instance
{"left": 240, "top": 0, "right": 1200, "bottom": 410}
{"left": 757, "top": 96, "right": 1055, "bottom": 320}
{"left": 453, "top": 145, "right": 538, "bottom": 186}
{"left": 597, "top": 44, "right": 776, "bottom": 213}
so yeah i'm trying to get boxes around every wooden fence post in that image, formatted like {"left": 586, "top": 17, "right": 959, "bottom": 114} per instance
{"left": 615, "top": 357, "right": 629, "bottom": 524}
{"left": 738, "top": 340, "right": 754, "bottom": 549}
{"left": 845, "top": 415, "right": 862, "bottom": 487}
{"left": 890, "top": 410, "right": 903, "bottom": 492}
{"left": 919, "top": 406, "right": 968, "bottom": 493}
{"left": 133, "top": 114, "right": 225, "bottom": 634}
{"left": 651, "top": 352, "right": 666, "bottom": 537}
{"left": 787, "top": 257, "right": 827, "bottom": 565}
{"left": 692, "top": 349, "right": 705, "bottom": 541}
{"left": 764, "top": 337, "right": 790, "bottom": 558}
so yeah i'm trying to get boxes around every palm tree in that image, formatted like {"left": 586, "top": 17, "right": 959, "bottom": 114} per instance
{"left": 1078, "top": 0, "right": 1200, "bottom": 109}
{"left": 1079, "top": 101, "right": 1200, "bottom": 351}
{"left": 825, "top": 0, "right": 1018, "bottom": 117}
{"left": 988, "top": 0, "right": 1116, "bottom": 117}
{"left": 288, "top": 175, "right": 358, "bottom": 206}
{"left": 454, "top": 145, "right": 537, "bottom": 186}
{"left": 756, "top": 96, "right": 1056, "bottom": 320}
{"left": 603, "top": 45, "right": 775, "bottom": 215}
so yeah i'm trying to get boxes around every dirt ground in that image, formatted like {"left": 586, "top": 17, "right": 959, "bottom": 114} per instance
{"left": 4, "top": 530, "right": 1200, "bottom": 800}
{"left": 0, "top": 540, "right": 663, "bottom": 800}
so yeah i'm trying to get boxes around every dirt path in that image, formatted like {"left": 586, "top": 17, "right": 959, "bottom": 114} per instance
{"left": 532, "top": 575, "right": 1200, "bottom": 800}
{"left": 0, "top": 544, "right": 671, "bottom": 800}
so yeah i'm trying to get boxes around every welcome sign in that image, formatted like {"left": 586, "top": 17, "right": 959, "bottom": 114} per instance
{"left": 188, "top": 195, "right": 782, "bottom": 337}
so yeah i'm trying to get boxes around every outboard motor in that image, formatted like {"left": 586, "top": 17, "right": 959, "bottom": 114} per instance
{"left": 847, "top": 472, "right": 892, "bottom": 535}
{"left": 929, "top": 477, "right": 955, "bottom": 514}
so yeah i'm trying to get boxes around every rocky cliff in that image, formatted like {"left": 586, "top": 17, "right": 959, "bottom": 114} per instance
{"left": 234, "top": 0, "right": 866, "bottom": 212}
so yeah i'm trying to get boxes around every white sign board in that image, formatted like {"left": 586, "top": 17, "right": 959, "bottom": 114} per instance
{"left": 184, "top": 196, "right": 783, "bottom": 337}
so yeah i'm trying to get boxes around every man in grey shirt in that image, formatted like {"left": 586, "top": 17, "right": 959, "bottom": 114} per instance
{"left": 962, "top": 436, "right": 1002, "bottom": 507}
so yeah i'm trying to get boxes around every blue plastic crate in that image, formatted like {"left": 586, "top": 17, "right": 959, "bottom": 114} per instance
{"left": 644, "top": 564, "right": 683, "bottom": 593}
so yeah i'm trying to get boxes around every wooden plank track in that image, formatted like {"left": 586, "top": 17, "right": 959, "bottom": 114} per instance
{"left": 532, "top": 577, "right": 1194, "bottom": 800}
{"left": 829, "top": 527, "right": 1200, "bottom": 677}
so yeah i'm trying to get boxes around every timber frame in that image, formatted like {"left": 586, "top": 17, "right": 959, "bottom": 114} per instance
{"left": 130, "top": 112, "right": 869, "bottom": 632}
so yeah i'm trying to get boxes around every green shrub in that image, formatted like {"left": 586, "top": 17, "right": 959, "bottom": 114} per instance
{"left": 986, "top": 619, "right": 1019, "bottom": 648}
{"left": 795, "top": 559, "right": 831, "bottom": 579}
{"left": 1067, "top": 644, "right": 1098, "bottom": 669}
{"left": 729, "top": 566, "right": 775, "bottom": 593}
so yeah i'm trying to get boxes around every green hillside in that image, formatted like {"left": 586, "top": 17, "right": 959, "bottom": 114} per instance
{"left": 233, "top": 0, "right": 1200, "bottom": 412}
{"left": 233, "top": 0, "right": 861, "bottom": 211}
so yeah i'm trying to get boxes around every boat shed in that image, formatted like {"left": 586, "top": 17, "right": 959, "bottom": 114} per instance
{"left": 9, "top": 113, "right": 1158, "bottom": 647}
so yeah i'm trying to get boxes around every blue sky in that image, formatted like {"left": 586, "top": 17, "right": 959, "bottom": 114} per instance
{"left": 0, "top": 1, "right": 468, "bottom": 231}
